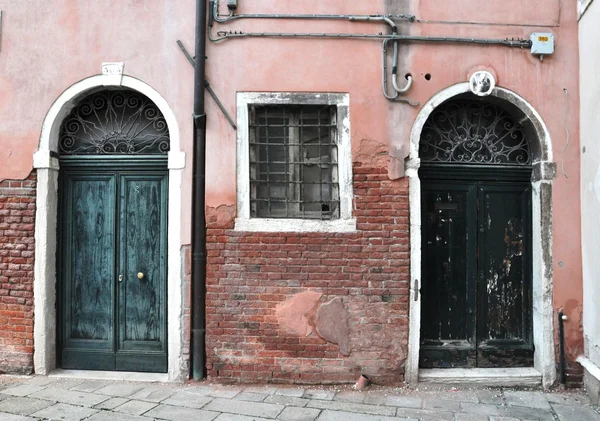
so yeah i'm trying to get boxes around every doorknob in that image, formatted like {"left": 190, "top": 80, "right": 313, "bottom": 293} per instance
{"left": 137, "top": 272, "right": 144, "bottom": 280}
{"left": 118, "top": 274, "right": 123, "bottom": 282}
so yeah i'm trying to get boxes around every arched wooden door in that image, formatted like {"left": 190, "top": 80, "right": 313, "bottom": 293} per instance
{"left": 418, "top": 97, "right": 533, "bottom": 368}
{"left": 57, "top": 90, "right": 169, "bottom": 372}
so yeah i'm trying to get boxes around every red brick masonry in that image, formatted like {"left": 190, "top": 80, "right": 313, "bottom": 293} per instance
{"left": 0, "top": 172, "right": 36, "bottom": 375}
{"left": 205, "top": 164, "right": 410, "bottom": 384}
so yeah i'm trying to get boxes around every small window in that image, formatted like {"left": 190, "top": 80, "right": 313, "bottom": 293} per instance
{"left": 236, "top": 92, "right": 354, "bottom": 233}
{"left": 248, "top": 105, "right": 339, "bottom": 220}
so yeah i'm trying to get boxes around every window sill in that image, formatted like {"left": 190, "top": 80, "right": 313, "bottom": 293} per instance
{"left": 234, "top": 217, "right": 357, "bottom": 233}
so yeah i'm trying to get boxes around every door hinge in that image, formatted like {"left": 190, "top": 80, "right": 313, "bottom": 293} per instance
{"left": 414, "top": 279, "right": 419, "bottom": 301}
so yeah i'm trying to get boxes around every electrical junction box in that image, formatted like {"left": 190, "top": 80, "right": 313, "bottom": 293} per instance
{"left": 530, "top": 32, "right": 554, "bottom": 56}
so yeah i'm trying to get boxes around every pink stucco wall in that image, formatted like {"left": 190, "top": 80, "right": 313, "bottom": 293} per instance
{"left": 0, "top": 0, "right": 583, "bottom": 374}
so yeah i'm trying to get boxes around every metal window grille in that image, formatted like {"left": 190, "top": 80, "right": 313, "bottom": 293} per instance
{"left": 249, "top": 105, "right": 340, "bottom": 219}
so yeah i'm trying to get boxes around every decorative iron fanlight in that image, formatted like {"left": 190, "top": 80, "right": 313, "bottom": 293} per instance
{"left": 420, "top": 99, "right": 530, "bottom": 165}
{"left": 59, "top": 90, "right": 169, "bottom": 155}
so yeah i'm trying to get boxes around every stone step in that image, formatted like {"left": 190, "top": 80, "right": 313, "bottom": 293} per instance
{"left": 418, "top": 367, "right": 543, "bottom": 387}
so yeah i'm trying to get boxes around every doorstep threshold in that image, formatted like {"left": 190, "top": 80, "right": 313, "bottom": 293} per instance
{"left": 49, "top": 369, "right": 170, "bottom": 383}
{"left": 419, "top": 367, "right": 542, "bottom": 387}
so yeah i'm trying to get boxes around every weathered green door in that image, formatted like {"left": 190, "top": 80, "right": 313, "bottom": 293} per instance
{"left": 58, "top": 163, "right": 168, "bottom": 372}
{"left": 417, "top": 96, "right": 535, "bottom": 369}
{"left": 419, "top": 172, "right": 533, "bottom": 368}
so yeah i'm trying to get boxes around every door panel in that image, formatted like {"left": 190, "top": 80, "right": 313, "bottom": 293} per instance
{"left": 420, "top": 182, "right": 477, "bottom": 368}
{"left": 419, "top": 177, "right": 532, "bottom": 369}
{"left": 59, "top": 167, "right": 168, "bottom": 373}
{"left": 477, "top": 183, "right": 533, "bottom": 367}
{"left": 118, "top": 175, "right": 168, "bottom": 372}
{"left": 60, "top": 174, "right": 116, "bottom": 370}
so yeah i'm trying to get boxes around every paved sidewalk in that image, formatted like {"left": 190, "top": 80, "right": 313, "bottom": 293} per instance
{"left": 0, "top": 375, "right": 598, "bottom": 421}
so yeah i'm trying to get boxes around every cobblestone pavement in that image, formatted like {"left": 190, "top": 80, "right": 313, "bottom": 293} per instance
{"left": 0, "top": 375, "right": 599, "bottom": 421}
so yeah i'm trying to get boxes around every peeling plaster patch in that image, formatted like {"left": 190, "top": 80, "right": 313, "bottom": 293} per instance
{"left": 315, "top": 297, "right": 350, "bottom": 355}
{"left": 275, "top": 291, "right": 323, "bottom": 337}
{"left": 207, "top": 204, "right": 236, "bottom": 228}
{"left": 355, "top": 139, "right": 406, "bottom": 180}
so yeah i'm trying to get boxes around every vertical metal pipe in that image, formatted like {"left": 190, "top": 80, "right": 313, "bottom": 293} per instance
{"left": 192, "top": 0, "right": 208, "bottom": 381}
{"left": 558, "top": 310, "right": 566, "bottom": 384}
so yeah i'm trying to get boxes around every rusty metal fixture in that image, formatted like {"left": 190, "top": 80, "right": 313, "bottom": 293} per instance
{"left": 354, "top": 374, "right": 371, "bottom": 390}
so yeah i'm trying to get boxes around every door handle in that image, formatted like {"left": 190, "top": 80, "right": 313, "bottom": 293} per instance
{"left": 137, "top": 272, "right": 144, "bottom": 280}
{"left": 118, "top": 274, "right": 123, "bottom": 282}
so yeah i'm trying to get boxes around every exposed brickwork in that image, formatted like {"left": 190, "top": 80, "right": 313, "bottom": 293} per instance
{"left": 205, "top": 164, "right": 410, "bottom": 385}
{"left": 565, "top": 361, "right": 584, "bottom": 388}
{"left": 0, "top": 172, "right": 36, "bottom": 375}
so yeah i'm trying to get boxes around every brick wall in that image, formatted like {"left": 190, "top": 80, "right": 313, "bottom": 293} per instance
{"left": 205, "top": 164, "right": 410, "bottom": 385}
{"left": 0, "top": 172, "right": 36, "bottom": 375}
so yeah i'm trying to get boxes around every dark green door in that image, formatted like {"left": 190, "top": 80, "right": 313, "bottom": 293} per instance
{"left": 419, "top": 173, "right": 533, "bottom": 368}
{"left": 58, "top": 164, "right": 168, "bottom": 372}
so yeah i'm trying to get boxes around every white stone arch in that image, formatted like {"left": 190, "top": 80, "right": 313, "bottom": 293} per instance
{"left": 33, "top": 72, "right": 186, "bottom": 381}
{"left": 404, "top": 83, "right": 557, "bottom": 388}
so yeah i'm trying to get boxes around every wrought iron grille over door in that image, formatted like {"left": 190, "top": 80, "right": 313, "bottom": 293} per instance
{"left": 418, "top": 96, "right": 533, "bottom": 369}
{"left": 419, "top": 99, "right": 530, "bottom": 165}
{"left": 59, "top": 90, "right": 170, "bottom": 155}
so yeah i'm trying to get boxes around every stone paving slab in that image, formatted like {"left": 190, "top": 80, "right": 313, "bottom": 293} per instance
{"left": 244, "top": 385, "right": 279, "bottom": 395}
{"left": 128, "top": 385, "right": 179, "bottom": 402}
{"left": 454, "top": 413, "right": 489, "bottom": 421}
{"left": 93, "top": 396, "right": 130, "bottom": 409}
{"left": 395, "top": 407, "right": 455, "bottom": 421}
{"left": 161, "top": 390, "right": 213, "bottom": 408}
{"left": 0, "top": 413, "right": 38, "bottom": 421}
{"left": 303, "top": 390, "right": 335, "bottom": 401}
{"left": 204, "top": 397, "right": 284, "bottom": 418}
{"left": 422, "top": 397, "right": 461, "bottom": 411}
{"left": 384, "top": 394, "right": 422, "bottom": 408}
{"left": 275, "top": 388, "right": 306, "bottom": 398}
{"left": 209, "top": 386, "right": 243, "bottom": 399}
{"left": 278, "top": 406, "right": 321, "bottom": 421}
{"left": 94, "top": 383, "right": 147, "bottom": 398}
{"left": 1, "top": 384, "right": 49, "bottom": 397}
{"left": 503, "top": 390, "right": 552, "bottom": 410}
{"left": 316, "top": 409, "right": 415, "bottom": 421}
{"left": 29, "top": 387, "right": 108, "bottom": 407}
{"left": 264, "top": 394, "right": 310, "bottom": 407}
{"left": 497, "top": 404, "right": 555, "bottom": 420}
{"left": 30, "top": 402, "right": 98, "bottom": 421}
{"left": 476, "top": 390, "right": 505, "bottom": 405}
{"left": 213, "top": 414, "right": 272, "bottom": 421}
{"left": 459, "top": 401, "right": 501, "bottom": 416}
{"left": 235, "top": 391, "right": 269, "bottom": 402}
{"left": 113, "top": 399, "right": 158, "bottom": 415}
{"left": 552, "top": 403, "right": 600, "bottom": 421}
{"left": 0, "top": 396, "right": 55, "bottom": 415}
{"left": 86, "top": 412, "right": 155, "bottom": 421}
{"left": 70, "top": 380, "right": 109, "bottom": 393}
{"left": 145, "top": 404, "right": 220, "bottom": 421}
{"left": 332, "top": 391, "right": 365, "bottom": 404}
{"left": 306, "top": 399, "right": 396, "bottom": 416}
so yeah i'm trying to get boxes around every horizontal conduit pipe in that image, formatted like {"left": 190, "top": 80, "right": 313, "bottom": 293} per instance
{"left": 211, "top": 0, "right": 415, "bottom": 23}
{"left": 210, "top": 30, "right": 532, "bottom": 48}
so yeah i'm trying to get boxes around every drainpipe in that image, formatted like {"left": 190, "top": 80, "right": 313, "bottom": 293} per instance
{"left": 192, "top": 0, "right": 208, "bottom": 381}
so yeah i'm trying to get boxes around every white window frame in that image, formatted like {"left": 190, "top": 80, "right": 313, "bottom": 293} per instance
{"left": 236, "top": 92, "right": 356, "bottom": 233}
